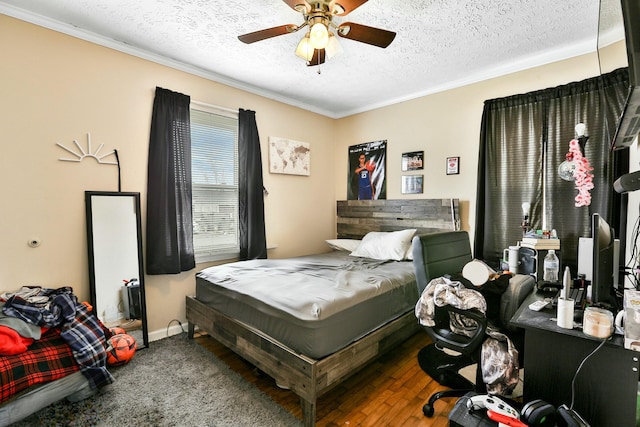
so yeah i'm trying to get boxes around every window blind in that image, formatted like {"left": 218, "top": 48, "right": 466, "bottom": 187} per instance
{"left": 190, "top": 107, "right": 239, "bottom": 262}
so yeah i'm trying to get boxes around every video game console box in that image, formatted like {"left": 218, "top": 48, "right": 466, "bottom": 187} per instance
{"left": 621, "top": 290, "right": 640, "bottom": 351}
{"left": 449, "top": 392, "right": 520, "bottom": 427}
{"left": 449, "top": 399, "right": 495, "bottom": 427}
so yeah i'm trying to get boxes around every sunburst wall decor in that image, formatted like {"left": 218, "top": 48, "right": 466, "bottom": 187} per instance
{"left": 56, "top": 133, "right": 117, "bottom": 165}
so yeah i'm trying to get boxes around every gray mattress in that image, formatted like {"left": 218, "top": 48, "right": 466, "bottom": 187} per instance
{"left": 195, "top": 251, "right": 419, "bottom": 359}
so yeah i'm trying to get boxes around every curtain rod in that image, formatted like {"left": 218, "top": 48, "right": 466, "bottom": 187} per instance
{"left": 190, "top": 100, "right": 237, "bottom": 114}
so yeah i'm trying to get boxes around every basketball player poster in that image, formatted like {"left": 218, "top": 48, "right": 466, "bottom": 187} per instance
{"left": 348, "top": 140, "right": 387, "bottom": 200}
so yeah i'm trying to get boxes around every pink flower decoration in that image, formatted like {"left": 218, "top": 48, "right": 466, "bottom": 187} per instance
{"left": 567, "top": 139, "right": 593, "bottom": 207}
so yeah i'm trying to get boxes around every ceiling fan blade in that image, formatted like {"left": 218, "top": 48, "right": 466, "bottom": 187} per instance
{"left": 238, "top": 25, "right": 297, "bottom": 44}
{"left": 307, "top": 49, "right": 326, "bottom": 66}
{"left": 330, "top": 0, "right": 368, "bottom": 16}
{"left": 337, "top": 22, "right": 396, "bottom": 48}
{"left": 283, "top": 0, "right": 310, "bottom": 13}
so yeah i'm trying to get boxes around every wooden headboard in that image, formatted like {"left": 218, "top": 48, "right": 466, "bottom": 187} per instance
{"left": 336, "top": 199, "right": 460, "bottom": 239}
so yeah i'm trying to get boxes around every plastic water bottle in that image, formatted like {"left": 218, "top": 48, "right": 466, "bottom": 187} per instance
{"left": 543, "top": 250, "right": 559, "bottom": 282}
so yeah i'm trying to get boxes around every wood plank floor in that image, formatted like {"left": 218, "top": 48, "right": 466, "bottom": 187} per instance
{"left": 194, "top": 331, "right": 456, "bottom": 426}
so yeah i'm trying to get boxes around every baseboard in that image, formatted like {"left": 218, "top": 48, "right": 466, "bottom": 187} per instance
{"left": 148, "top": 322, "right": 191, "bottom": 342}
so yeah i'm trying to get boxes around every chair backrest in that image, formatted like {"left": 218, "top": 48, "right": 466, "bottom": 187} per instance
{"left": 412, "top": 230, "right": 535, "bottom": 332}
{"left": 412, "top": 231, "right": 473, "bottom": 295}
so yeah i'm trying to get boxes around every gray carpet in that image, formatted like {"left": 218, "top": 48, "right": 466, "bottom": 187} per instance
{"left": 11, "top": 333, "right": 303, "bottom": 426}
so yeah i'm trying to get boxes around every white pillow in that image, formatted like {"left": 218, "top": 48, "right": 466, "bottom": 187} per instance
{"left": 404, "top": 244, "right": 414, "bottom": 261}
{"left": 350, "top": 229, "right": 417, "bottom": 261}
{"left": 325, "top": 239, "right": 362, "bottom": 252}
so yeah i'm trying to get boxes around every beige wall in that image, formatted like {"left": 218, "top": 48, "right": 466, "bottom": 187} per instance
{"left": 1, "top": 14, "right": 629, "bottom": 339}
{"left": 336, "top": 41, "right": 628, "bottom": 242}
{"left": 0, "top": 16, "right": 336, "bottom": 339}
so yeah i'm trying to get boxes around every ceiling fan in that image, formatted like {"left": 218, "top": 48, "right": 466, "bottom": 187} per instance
{"left": 238, "top": 0, "right": 396, "bottom": 66}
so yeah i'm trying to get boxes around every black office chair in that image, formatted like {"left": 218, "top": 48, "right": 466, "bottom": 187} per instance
{"left": 412, "top": 231, "right": 534, "bottom": 417}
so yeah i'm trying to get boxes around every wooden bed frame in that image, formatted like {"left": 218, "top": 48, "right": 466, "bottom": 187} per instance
{"left": 186, "top": 199, "right": 460, "bottom": 427}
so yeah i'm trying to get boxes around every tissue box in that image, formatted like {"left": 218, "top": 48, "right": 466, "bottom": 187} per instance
{"left": 622, "top": 290, "right": 640, "bottom": 351}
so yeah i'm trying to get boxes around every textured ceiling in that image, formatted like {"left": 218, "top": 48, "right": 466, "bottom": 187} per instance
{"left": 0, "top": 0, "right": 625, "bottom": 118}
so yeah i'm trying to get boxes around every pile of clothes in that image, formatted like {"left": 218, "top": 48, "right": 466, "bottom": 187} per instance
{"left": 415, "top": 260, "right": 519, "bottom": 396}
{"left": 0, "top": 286, "right": 114, "bottom": 389}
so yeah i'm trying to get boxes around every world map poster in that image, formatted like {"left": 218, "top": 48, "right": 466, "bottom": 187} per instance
{"left": 268, "top": 136, "right": 310, "bottom": 176}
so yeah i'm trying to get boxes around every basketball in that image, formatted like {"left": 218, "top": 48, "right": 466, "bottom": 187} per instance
{"left": 365, "top": 160, "right": 375, "bottom": 172}
{"left": 106, "top": 334, "right": 137, "bottom": 366}
{"left": 109, "top": 327, "right": 126, "bottom": 337}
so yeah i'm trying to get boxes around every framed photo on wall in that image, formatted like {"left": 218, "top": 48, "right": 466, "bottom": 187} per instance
{"left": 401, "top": 151, "right": 424, "bottom": 171}
{"left": 269, "top": 136, "right": 310, "bottom": 176}
{"left": 401, "top": 175, "right": 423, "bottom": 194}
{"left": 446, "top": 157, "right": 460, "bottom": 175}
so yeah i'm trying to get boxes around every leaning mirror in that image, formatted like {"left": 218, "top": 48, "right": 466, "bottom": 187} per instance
{"left": 85, "top": 191, "right": 149, "bottom": 349}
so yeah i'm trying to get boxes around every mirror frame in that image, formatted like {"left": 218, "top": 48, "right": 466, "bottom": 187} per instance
{"left": 85, "top": 191, "right": 149, "bottom": 349}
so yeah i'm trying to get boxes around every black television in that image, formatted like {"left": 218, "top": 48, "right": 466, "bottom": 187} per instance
{"left": 591, "top": 213, "right": 616, "bottom": 306}
{"left": 611, "top": 0, "right": 640, "bottom": 150}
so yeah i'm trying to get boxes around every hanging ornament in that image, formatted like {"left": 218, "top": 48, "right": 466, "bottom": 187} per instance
{"left": 558, "top": 156, "right": 576, "bottom": 181}
{"left": 566, "top": 138, "right": 594, "bottom": 207}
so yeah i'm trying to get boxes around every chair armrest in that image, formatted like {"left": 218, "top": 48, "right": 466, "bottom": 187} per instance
{"left": 500, "top": 274, "right": 535, "bottom": 331}
{"left": 424, "top": 305, "right": 488, "bottom": 355}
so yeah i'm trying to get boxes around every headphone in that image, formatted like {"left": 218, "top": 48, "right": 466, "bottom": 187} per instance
{"left": 521, "top": 399, "right": 556, "bottom": 427}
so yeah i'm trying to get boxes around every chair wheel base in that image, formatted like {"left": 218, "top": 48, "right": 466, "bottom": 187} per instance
{"left": 423, "top": 403, "right": 435, "bottom": 417}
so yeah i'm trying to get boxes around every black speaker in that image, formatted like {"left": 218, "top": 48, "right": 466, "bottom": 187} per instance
{"left": 614, "top": 170, "right": 640, "bottom": 194}
{"left": 521, "top": 399, "right": 556, "bottom": 427}
{"left": 122, "top": 284, "right": 141, "bottom": 320}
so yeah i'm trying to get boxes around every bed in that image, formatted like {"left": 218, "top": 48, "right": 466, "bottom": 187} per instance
{"left": 0, "top": 288, "right": 112, "bottom": 427}
{"left": 186, "top": 199, "right": 460, "bottom": 427}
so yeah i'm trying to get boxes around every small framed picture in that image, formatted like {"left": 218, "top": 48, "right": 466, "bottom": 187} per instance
{"left": 401, "top": 175, "right": 423, "bottom": 194}
{"left": 446, "top": 157, "right": 460, "bottom": 175}
{"left": 401, "top": 151, "right": 424, "bottom": 171}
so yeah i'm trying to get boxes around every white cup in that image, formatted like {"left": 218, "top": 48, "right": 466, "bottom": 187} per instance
{"left": 503, "top": 245, "right": 520, "bottom": 273}
{"left": 615, "top": 310, "right": 625, "bottom": 333}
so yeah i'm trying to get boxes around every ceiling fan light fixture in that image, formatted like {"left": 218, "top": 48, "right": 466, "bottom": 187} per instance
{"left": 239, "top": 1, "right": 396, "bottom": 66}
{"left": 295, "top": 33, "right": 315, "bottom": 61}
{"left": 325, "top": 33, "right": 343, "bottom": 59}
{"left": 309, "top": 22, "right": 329, "bottom": 49}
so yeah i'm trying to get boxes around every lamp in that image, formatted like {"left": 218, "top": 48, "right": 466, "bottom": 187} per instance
{"left": 521, "top": 202, "right": 531, "bottom": 236}
{"left": 309, "top": 21, "right": 329, "bottom": 49}
{"left": 558, "top": 123, "right": 587, "bottom": 181}
{"left": 295, "top": 32, "right": 314, "bottom": 61}
{"left": 575, "top": 122, "right": 588, "bottom": 156}
{"left": 325, "top": 33, "right": 343, "bottom": 59}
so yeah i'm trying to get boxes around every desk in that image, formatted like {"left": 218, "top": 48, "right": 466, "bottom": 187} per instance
{"left": 511, "top": 291, "right": 639, "bottom": 427}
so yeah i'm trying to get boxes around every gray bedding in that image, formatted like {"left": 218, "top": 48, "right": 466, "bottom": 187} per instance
{"left": 0, "top": 372, "right": 94, "bottom": 427}
{"left": 195, "top": 251, "right": 418, "bottom": 359}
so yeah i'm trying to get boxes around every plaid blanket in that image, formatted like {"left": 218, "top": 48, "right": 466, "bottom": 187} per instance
{"left": 0, "top": 330, "right": 79, "bottom": 404}
{"left": 2, "top": 286, "right": 114, "bottom": 391}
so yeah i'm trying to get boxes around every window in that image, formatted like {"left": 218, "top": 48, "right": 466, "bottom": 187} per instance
{"left": 190, "top": 106, "right": 239, "bottom": 263}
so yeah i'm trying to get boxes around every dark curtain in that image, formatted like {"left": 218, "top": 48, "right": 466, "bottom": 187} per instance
{"left": 238, "top": 109, "right": 267, "bottom": 260}
{"left": 475, "top": 68, "right": 629, "bottom": 274}
{"left": 146, "top": 87, "right": 195, "bottom": 274}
